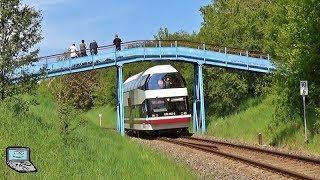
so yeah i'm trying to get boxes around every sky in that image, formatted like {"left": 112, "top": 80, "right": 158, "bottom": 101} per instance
{"left": 24, "top": 0, "right": 212, "bottom": 56}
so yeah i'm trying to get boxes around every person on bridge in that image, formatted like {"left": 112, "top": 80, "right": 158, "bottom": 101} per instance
{"left": 89, "top": 40, "right": 98, "bottom": 55}
{"left": 79, "top": 40, "right": 87, "bottom": 57}
{"left": 113, "top": 35, "right": 122, "bottom": 51}
{"left": 69, "top": 43, "right": 78, "bottom": 58}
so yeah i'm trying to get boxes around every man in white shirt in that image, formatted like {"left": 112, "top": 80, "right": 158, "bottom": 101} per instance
{"left": 69, "top": 44, "right": 78, "bottom": 58}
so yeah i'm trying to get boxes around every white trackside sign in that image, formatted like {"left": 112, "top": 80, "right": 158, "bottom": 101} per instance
{"left": 300, "top": 81, "right": 308, "bottom": 96}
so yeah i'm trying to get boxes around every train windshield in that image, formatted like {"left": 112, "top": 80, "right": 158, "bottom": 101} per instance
{"left": 148, "top": 97, "right": 188, "bottom": 116}
{"left": 147, "top": 73, "right": 185, "bottom": 90}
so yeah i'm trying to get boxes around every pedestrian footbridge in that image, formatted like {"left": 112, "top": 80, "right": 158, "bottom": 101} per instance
{"left": 15, "top": 40, "right": 275, "bottom": 135}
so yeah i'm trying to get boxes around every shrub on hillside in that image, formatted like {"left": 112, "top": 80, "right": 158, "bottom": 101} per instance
{"left": 40, "top": 71, "right": 100, "bottom": 110}
{"left": 1, "top": 96, "right": 30, "bottom": 117}
{"left": 57, "top": 103, "right": 87, "bottom": 146}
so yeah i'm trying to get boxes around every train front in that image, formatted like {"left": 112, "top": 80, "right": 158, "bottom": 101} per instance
{"left": 144, "top": 70, "right": 190, "bottom": 133}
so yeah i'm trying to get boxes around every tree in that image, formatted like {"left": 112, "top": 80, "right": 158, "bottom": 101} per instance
{"left": 197, "top": 0, "right": 272, "bottom": 116}
{"left": 199, "top": 0, "right": 271, "bottom": 51}
{"left": 0, "top": 0, "right": 42, "bottom": 99}
{"left": 154, "top": 27, "right": 197, "bottom": 41}
{"left": 264, "top": 0, "right": 320, "bottom": 135}
{"left": 46, "top": 71, "right": 100, "bottom": 110}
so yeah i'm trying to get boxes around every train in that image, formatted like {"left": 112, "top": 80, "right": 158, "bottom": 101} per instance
{"left": 123, "top": 65, "right": 190, "bottom": 135}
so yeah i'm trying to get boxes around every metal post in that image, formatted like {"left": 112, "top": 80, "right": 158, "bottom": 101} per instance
{"left": 225, "top": 47, "right": 228, "bottom": 66}
{"left": 258, "top": 133, "right": 262, "bottom": 145}
{"left": 117, "top": 65, "right": 125, "bottom": 136}
{"left": 143, "top": 41, "right": 146, "bottom": 60}
{"left": 99, "top": 114, "right": 102, "bottom": 127}
{"left": 92, "top": 55, "right": 94, "bottom": 69}
{"left": 45, "top": 57, "right": 48, "bottom": 76}
{"left": 303, "top": 95, "right": 307, "bottom": 140}
{"left": 175, "top": 41, "right": 178, "bottom": 59}
{"left": 159, "top": 40, "right": 162, "bottom": 59}
{"left": 197, "top": 64, "right": 206, "bottom": 133}
{"left": 246, "top": 52, "right": 249, "bottom": 70}
{"left": 203, "top": 44, "right": 206, "bottom": 64}
{"left": 115, "top": 52, "right": 119, "bottom": 136}
{"left": 192, "top": 64, "right": 199, "bottom": 133}
{"left": 116, "top": 68, "right": 120, "bottom": 132}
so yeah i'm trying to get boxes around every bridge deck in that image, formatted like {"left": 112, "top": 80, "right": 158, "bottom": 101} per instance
{"left": 14, "top": 40, "right": 275, "bottom": 79}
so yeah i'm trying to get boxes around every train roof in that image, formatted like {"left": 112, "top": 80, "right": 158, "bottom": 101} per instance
{"left": 124, "top": 65, "right": 178, "bottom": 92}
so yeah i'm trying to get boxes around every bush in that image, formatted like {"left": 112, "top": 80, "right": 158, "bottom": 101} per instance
{"left": 1, "top": 96, "right": 30, "bottom": 117}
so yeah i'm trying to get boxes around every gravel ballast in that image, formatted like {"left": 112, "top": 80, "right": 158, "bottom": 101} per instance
{"left": 131, "top": 136, "right": 292, "bottom": 180}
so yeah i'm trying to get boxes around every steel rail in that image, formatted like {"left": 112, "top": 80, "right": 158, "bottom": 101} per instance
{"left": 159, "top": 137, "right": 318, "bottom": 180}
{"left": 182, "top": 136, "right": 320, "bottom": 165}
{"left": 159, "top": 138, "right": 218, "bottom": 150}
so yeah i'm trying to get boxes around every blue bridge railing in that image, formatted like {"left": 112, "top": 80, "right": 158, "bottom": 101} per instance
{"left": 12, "top": 40, "right": 274, "bottom": 80}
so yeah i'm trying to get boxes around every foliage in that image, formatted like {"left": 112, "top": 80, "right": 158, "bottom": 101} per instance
{"left": 263, "top": 0, "right": 320, "bottom": 135}
{"left": 207, "top": 95, "right": 320, "bottom": 155}
{"left": 44, "top": 71, "right": 100, "bottom": 110}
{"left": 0, "top": 0, "right": 42, "bottom": 99}
{"left": 199, "top": 0, "right": 320, "bottom": 137}
{"left": 199, "top": 0, "right": 271, "bottom": 51}
{"left": 92, "top": 68, "right": 117, "bottom": 107}
{"left": 196, "top": 0, "right": 273, "bottom": 116}
{"left": 0, "top": 94, "right": 195, "bottom": 179}
{"left": 205, "top": 68, "right": 248, "bottom": 116}
{"left": 154, "top": 27, "right": 197, "bottom": 41}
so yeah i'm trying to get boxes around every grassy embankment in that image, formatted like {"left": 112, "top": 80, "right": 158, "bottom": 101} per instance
{"left": 207, "top": 96, "right": 320, "bottom": 155}
{"left": 0, "top": 93, "right": 195, "bottom": 179}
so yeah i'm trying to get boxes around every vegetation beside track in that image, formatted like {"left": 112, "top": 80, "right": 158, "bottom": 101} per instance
{"left": 207, "top": 95, "right": 320, "bottom": 155}
{"left": 0, "top": 93, "right": 195, "bottom": 179}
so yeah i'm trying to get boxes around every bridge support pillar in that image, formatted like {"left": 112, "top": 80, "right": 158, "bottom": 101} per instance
{"left": 192, "top": 63, "right": 206, "bottom": 134}
{"left": 116, "top": 65, "right": 125, "bottom": 136}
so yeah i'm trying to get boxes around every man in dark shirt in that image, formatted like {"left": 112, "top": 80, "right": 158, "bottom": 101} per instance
{"left": 79, "top": 40, "right": 87, "bottom": 56}
{"left": 113, "top": 35, "right": 122, "bottom": 51}
{"left": 89, "top": 40, "right": 98, "bottom": 55}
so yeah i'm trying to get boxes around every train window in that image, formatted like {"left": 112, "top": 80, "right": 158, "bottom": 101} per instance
{"left": 148, "top": 98, "right": 188, "bottom": 115}
{"left": 167, "top": 100, "right": 187, "bottom": 112}
{"left": 138, "top": 75, "right": 149, "bottom": 89}
{"left": 149, "top": 99, "right": 167, "bottom": 113}
{"left": 141, "top": 101, "right": 147, "bottom": 116}
{"left": 147, "top": 73, "right": 185, "bottom": 90}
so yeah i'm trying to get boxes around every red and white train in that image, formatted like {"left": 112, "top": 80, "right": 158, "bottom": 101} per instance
{"left": 123, "top": 65, "right": 190, "bottom": 134}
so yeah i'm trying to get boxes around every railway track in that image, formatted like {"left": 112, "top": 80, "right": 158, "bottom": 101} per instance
{"left": 158, "top": 136, "right": 320, "bottom": 180}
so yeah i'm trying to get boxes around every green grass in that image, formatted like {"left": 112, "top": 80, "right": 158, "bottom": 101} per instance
{"left": 207, "top": 97, "right": 275, "bottom": 143}
{"left": 84, "top": 106, "right": 117, "bottom": 128}
{"left": 207, "top": 96, "right": 320, "bottom": 155}
{"left": 0, "top": 94, "right": 195, "bottom": 179}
